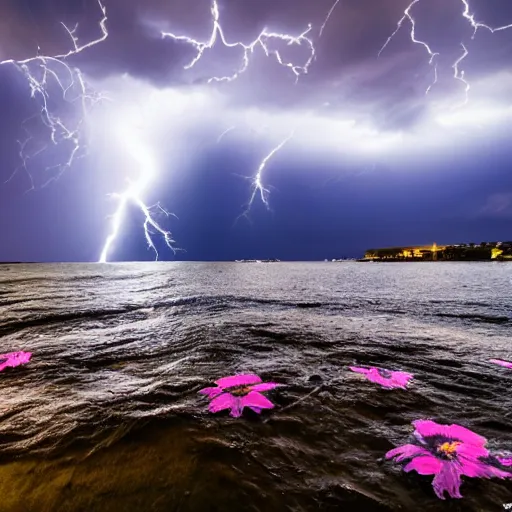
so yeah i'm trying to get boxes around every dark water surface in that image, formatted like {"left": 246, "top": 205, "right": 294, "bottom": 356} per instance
{"left": 0, "top": 262, "right": 511, "bottom": 511}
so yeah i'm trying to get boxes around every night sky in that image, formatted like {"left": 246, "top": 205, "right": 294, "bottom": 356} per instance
{"left": 1, "top": 0, "right": 511, "bottom": 262}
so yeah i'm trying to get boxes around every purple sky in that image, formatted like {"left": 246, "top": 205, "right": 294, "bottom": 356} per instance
{"left": 1, "top": 0, "right": 512, "bottom": 261}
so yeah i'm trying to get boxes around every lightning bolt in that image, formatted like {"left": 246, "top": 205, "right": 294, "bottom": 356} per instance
{"left": 319, "top": 0, "right": 342, "bottom": 39}
{"left": 379, "top": 0, "right": 512, "bottom": 101}
{"left": 216, "top": 126, "right": 236, "bottom": 144}
{"left": 161, "top": 0, "right": 316, "bottom": 83}
{"left": 378, "top": 0, "right": 439, "bottom": 95}
{"left": 461, "top": 0, "right": 512, "bottom": 38}
{"left": 98, "top": 139, "right": 176, "bottom": 263}
{"left": 238, "top": 132, "right": 294, "bottom": 220}
{"left": 453, "top": 43, "right": 470, "bottom": 106}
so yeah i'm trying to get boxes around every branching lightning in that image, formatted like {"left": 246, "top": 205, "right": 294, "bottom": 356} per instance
{"left": 239, "top": 132, "right": 294, "bottom": 220}
{"left": 99, "top": 135, "right": 176, "bottom": 263}
{"left": 379, "top": 0, "right": 512, "bottom": 101}
{"left": 0, "top": 0, "right": 108, "bottom": 187}
{"left": 378, "top": 0, "right": 439, "bottom": 95}
{"left": 461, "top": 0, "right": 512, "bottom": 38}
{"left": 161, "top": 0, "right": 316, "bottom": 83}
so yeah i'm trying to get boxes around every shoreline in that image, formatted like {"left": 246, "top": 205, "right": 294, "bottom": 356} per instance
{"left": 356, "top": 258, "right": 511, "bottom": 263}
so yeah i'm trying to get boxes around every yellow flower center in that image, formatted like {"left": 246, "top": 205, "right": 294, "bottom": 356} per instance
{"left": 229, "top": 386, "right": 252, "bottom": 396}
{"left": 437, "top": 441, "right": 461, "bottom": 457}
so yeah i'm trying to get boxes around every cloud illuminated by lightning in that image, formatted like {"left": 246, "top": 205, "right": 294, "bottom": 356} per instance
{"left": 379, "top": 0, "right": 512, "bottom": 101}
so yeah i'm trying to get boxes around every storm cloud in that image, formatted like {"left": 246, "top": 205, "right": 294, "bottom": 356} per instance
{"left": 1, "top": 0, "right": 511, "bottom": 261}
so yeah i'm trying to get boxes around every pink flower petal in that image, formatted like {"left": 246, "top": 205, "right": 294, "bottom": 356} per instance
{"left": 351, "top": 367, "right": 412, "bottom": 389}
{"left": 199, "top": 386, "right": 224, "bottom": 399}
{"left": 249, "top": 382, "right": 279, "bottom": 393}
{"left": 498, "top": 456, "right": 512, "bottom": 467}
{"left": 490, "top": 359, "right": 512, "bottom": 369}
{"left": 229, "top": 397, "right": 244, "bottom": 417}
{"left": 456, "top": 441, "right": 489, "bottom": 460}
{"left": 390, "top": 371, "right": 414, "bottom": 388}
{"left": 215, "top": 374, "right": 262, "bottom": 389}
{"left": 413, "top": 420, "right": 487, "bottom": 447}
{"left": 432, "top": 462, "right": 463, "bottom": 499}
{"left": 458, "top": 456, "right": 511, "bottom": 479}
{"left": 0, "top": 351, "right": 32, "bottom": 372}
{"left": 404, "top": 455, "right": 443, "bottom": 476}
{"left": 413, "top": 420, "right": 447, "bottom": 439}
{"left": 371, "top": 373, "right": 403, "bottom": 389}
{"left": 209, "top": 393, "right": 237, "bottom": 414}
{"left": 240, "top": 391, "right": 274, "bottom": 411}
{"left": 386, "top": 444, "right": 431, "bottom": 462}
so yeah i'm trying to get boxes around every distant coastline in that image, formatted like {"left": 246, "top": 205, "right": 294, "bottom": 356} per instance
{"left": 235, "top": 259, "right": 280, "bottom": 263}
{"left": 359, "top": 241, "right": 512, "bottom": 262}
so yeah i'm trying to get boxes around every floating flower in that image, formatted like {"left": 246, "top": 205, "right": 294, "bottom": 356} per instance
{"left": 490, "top": 359, "right": 512, "bottom": 370}
{"left": 386, "top": 419, "right": 512, "bottom": 499}
{"left": 199, "top": 374, "right": 279, "bottom": 417}
{"left": 349, "top": 366, "right": 413, "bottom": 389}
{"left": 0, "top": 351, "right": 32, "bottom": 372}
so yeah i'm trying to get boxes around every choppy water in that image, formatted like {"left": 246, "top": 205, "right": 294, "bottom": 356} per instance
{"left": 0, "top": 262, "right": 511, "bottom": 511}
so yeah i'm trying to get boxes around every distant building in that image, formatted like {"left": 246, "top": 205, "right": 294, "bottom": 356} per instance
{"left": 363, "top": 241, "right": 512, "bottom": 262}
{"left": 364, "top": 243, "right": 446, "bottom": 261}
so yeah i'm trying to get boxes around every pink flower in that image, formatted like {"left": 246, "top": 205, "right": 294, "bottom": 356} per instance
{"left": 199, "top": 374, "right": 280, "bottom": 417}
{"left": 349, "top": 366, "right": 413, "bottom": 389}
{"left": 489, "top": 359, "right": 512, "bottom": 370}
{"left": 0, "top": 351, "right": 32, "bottom": 372}
{"left": 386, "top": 419, "right": 512, "bottom": 499}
